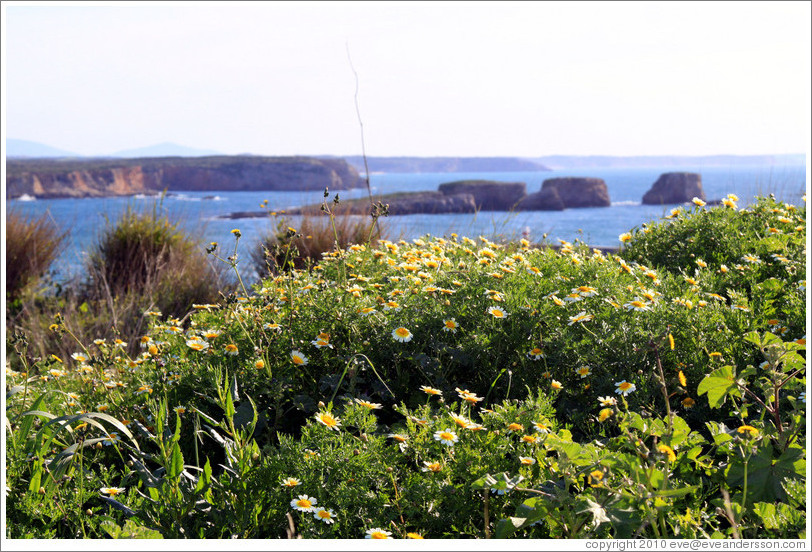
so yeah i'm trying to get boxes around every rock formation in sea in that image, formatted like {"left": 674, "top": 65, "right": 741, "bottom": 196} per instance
{"left": 641, "top": 172, "right": 705, "bottom": 205}
{"left": 437, "top": 180, "right": 527, "bottom": 211}
{"left": 515, "top": 187, "right": 566, "bottom": 211}
{"left": 538, "top": 177, "right": 611, "bottom": 208}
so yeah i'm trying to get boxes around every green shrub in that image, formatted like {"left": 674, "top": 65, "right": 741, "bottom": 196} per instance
{"left": 5, "top": 209, "right": 67, "bottom": 302}
{"left": 251, "top": 202, "right": 389, "bottom": 277}
{"left": 5, "top": 194, "right": 806, "bottom": 539}
{"left": 6, "top": 203, "right": 231, "bottom": 363}
{"left": 86, "top": 204, "right": 226, "bottom": 313}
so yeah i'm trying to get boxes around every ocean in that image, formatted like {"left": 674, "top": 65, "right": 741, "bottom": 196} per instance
{"left": 6, "top": 164, "right": 807, "bottom": 284}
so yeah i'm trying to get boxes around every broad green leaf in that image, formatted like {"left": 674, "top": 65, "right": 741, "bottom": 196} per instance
{"left": 687, "top": 446, "right": 703, "bottom": 461}
{"left": 102, "top": 520, "right": 162, "bottom": 539}
{"left": 577, "top": 498, "right": 610, "bottom": 529}
{"left": 706, "top": 421, "right": 734, "bottom": 445}
{"left": 667, "top": 415, "right": 691, "bottom": 448}
{"left": 555, "top": 429, "right": 573, "bottom": 442}
{"left": 726, "top": 443, "right": 805, "bottom": 504}
{"left": 15, "top": 389, "right": 59, "bottom": 444}
{"left": 697, "top": 365, "right": 740, "bottom": 408}
{"left": 752, "top": 502, "right": 804, "bottom": 533}
{"left": 194, "top": 458, "right": 213, "bottom": 495}
{"left": 551, "top": 440, "right": 584, "bottom": 463}
{"left": 166, "top": 442, "right": 184, "bottom": 480}
{"left": 494, "top": 517, "right": 525, "bottom": 539}
{"left": 28, "top": 463, "right": 42, "bottom": 492}
{"left": 470, "top": 473, "right": 497, "bottom": 490}
{"left": 224, "top": 386, "right": 235, "bottom": 419}
{"left": 743, "top": 331, "right": 763, "bottom": 347}
{"left": 651, "top": 485, "right": 699, "bottom": 498}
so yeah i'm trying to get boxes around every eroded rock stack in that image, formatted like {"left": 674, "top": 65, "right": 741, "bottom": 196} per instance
{"left": 642, "top": 173, "right": 705, "bottom": 205}
{"left": 539, "top": 177, "right": 611, "bottom": 208}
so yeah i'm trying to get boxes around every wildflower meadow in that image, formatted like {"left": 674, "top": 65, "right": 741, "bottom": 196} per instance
{"left": 4, "top": 194, "right": 807, "bottom": 540}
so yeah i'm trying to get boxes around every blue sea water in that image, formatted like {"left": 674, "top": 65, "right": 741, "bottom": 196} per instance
{"left": 7, "top": 164, "right": 807, "bottom": 283}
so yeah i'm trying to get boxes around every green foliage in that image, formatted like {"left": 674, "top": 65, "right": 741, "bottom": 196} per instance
{"left": 5, "top": 195, "right": 806, "bottom": 539}
{"left": 251, "top": 195, "right": 389, "bottom": 276}
{"left": 86, "top": 202, "right": 225, "bottom": 316}
{"left": 5, "top": 209, "right": 67, "bottom": 302}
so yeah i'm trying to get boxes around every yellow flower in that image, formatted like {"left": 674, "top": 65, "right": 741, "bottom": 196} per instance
{"left": 551, "top": 380, "right": 563, "bottom": 390}
{"left": 420, "top": 386, "right": 442, "bottom": 396}
{"left": 450, "top": 413, "right": 471, "bottom": 429}
{"left": 224, "top": 343, "right": 239, "bottom": 356}
{"left": 487, "top": 306, "right": 507, "bottom": 319}
{"left": 291, "top": 350, "right": 309, "bottom": 366}
{"left": 668, "top": 333, "right": 675, "bottom": 350}
{"left": 521, "top": 434, "right": 538, "bottom": 444}
{"left": 568, "top": 311, "right": 594, "bottom": 325}
{"left": 392, "top": 326, "right": 413, "bottom": 342}
{"left": 355, "top": 398, "right": 382, "bottom": 410}
{"left": 442, "top": 318, "right": 459, "bottom": 333}
{"left": 290, "top": 494, "right": 316, "bottom": 512}
{"left": 692, "top": 197, "right": 706, "bottom": 207}
{"left": 507, "top": 422, "right": 525, "bottom": 432}
{"left": 406, "top": 532, "right": 424, "bottom": 539}
{"left": 598, "top": 408, "right": 613, "bottom": 422}
{"left": 657, "top": 444, "right": 676, "bottom": 462}
{"left": 281, "top": 477, "right": 301, "bottom": 488}
{"left": 315, "top": 411, "right": 341, "bottom": 431}
{"left": 588, "top": 470, "right": 604, "bottom": 486}
{"left": 737, "top": 425, "right": 759, "bottom": 438}
{"left": 619, "top": 232, "right": 632, "bottom": 243}
{"left": 533, "top": 421, "right": 551, "bottom": 433}
{"left": 682, "top": 397, "right": 695, "bottom": 409}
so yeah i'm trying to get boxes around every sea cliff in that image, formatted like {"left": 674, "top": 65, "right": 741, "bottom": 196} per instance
{"left": 5, "top": 156, "right": 364, "bottom": 199}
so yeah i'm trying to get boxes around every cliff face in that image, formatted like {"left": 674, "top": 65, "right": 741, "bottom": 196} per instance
{"left": 16, "top": 167, "right": 161, "bottom": 199}
{"left": 6, "top": 156, "right": 363, "bottom": 199}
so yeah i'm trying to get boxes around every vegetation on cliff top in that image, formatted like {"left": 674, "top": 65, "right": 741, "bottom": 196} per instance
{"left": 6, "top": 155, "right": 349, "bottom": 177}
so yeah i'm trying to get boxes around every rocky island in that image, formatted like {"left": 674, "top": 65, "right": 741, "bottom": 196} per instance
{"left": 5, "top": 156, "right": 364, "bottom": 199}
{"left": 221, "top": 177, "right": 612, "bottom": 219}
{"left": 642, "top": 172, "right": 705, "bottom": 205}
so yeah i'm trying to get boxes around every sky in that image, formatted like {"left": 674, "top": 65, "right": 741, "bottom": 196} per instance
{"left": 2, "top": 0, "right": 810, "bottom": 158}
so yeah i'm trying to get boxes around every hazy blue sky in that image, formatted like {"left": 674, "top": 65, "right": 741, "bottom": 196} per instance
{"left": 2, "top": 1, "right": 810, "bottom": 157}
